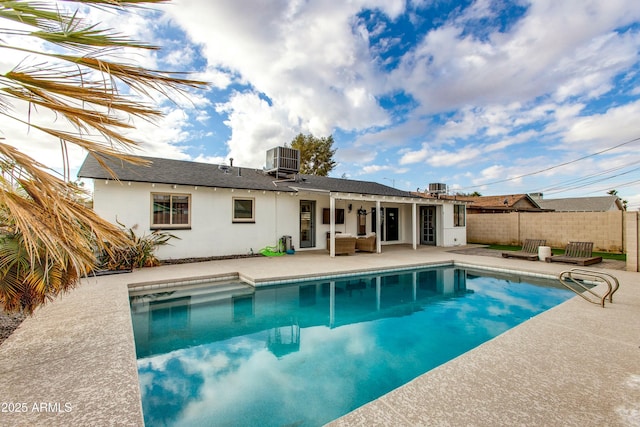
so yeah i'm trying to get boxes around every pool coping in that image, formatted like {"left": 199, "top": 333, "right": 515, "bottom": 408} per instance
{"left": 1, "top": 246, "right": 638, "bottom": 426}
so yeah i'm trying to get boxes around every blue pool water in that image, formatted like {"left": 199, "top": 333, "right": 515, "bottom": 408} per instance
{"left": 130, "top": 266, "right": 573, "bottom": 426}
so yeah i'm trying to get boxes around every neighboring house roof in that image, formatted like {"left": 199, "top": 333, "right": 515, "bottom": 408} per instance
{"left": 448, "top": 194, "right": 545, "bottom": 212}
{"left": 78, "top": 154, "right": 412, "bottom": 198}
{"left": 535, "top": 195, "right": 624, "bottom": 212}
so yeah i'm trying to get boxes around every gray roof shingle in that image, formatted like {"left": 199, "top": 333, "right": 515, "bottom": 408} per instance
{"left": 536, "top": 195, "right": 623, "bottom": 212}
{"left": 78, "top": 154, "right": 412, "bottom": 198}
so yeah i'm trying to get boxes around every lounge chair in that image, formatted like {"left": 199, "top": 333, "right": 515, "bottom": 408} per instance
{"left": 502, "top": 239, "right": 546, "bottom": 261}
{"left": 545, "top": 241, "right": 602, "bottom": 266}
{"left": 356, "top": 234, "right": 376, "bottom": 252}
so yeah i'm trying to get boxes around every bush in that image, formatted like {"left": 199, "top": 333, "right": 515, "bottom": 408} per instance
{"left": 98, "top": 223, "right": 177, "bottom": 271}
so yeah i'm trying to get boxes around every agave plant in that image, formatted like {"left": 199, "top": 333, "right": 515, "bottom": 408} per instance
{"left": 0, "top": 1, "right": 208, "bottom": 314}
{"left": 99, "top": 222, "right": 177, "bottom": 271}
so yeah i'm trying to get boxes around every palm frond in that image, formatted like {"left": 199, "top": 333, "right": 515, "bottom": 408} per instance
{"left": 0, "top": 0, "right": 168, "bottom": 50}
{"left": 0, "top": 0, "right": 209, "bottom": 314}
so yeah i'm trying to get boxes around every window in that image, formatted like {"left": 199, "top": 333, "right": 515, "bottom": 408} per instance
{"left": 454, "top": 204, "right": 466, "bottom": 227}
{"left": 322, "top": 208, "right": 345, "bottom": 224}
{"left": 233, "top": 197, "right": 255, "bottom": 223}
{"left": 152, "top": 193, "right": 190, "bottom": 228}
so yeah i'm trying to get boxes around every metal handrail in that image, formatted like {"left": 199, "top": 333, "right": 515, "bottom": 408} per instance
{"left": 567, "top": 268, "right": 620, "bottom": 303}
{"left": 558, "top": 269, "right": 619, "bottom": 308}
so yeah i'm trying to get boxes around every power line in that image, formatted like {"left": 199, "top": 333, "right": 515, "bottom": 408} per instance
{"left": 459, "top": 136, "right": 640, "bottom": 190}
{"left": 537, "top": 159, "right": 640, "bottom": 193}
{"left": 540, "top": 165, "right": 640, "bottom": 196}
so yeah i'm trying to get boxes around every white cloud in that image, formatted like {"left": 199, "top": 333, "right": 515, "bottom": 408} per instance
{"left": 399, "top": 143, "right": 483, "bottom": 167}
{"left": 215, "top": 91, "right": 297, "bottom": 167}
{"left": 558, "top": 100, "right": 640, "bottom": 151}
{"left": 165, "top": 0, "right": 394, "bottom": 157}
{"left": 392, "top": 0, "right": 640, "bottom": 112}
{"left": 361, "top": 164, "right": 394, "bottom": 174}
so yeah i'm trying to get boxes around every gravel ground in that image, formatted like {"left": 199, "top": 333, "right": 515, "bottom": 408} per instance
{"left": 0, "top": 310, "right": 25, "bottom": 346}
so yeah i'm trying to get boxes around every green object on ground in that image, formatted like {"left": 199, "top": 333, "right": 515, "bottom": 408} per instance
{"left": 260, "top": 246, "right": 284, "bottom": 257}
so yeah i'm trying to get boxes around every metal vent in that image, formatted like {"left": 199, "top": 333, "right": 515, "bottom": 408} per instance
{"left": 265, "top": 147, "right": 300, "bottom": 176}
{"left": 428, "top": 183, "right": 447, "bottom": 194}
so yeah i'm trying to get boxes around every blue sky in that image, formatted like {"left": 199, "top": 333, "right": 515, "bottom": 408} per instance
{"left": 4, "top": 1, "right": 640, "bottom": 208}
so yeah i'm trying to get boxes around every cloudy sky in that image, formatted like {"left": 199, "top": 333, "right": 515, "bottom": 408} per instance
{"left": 4, "top": 0, "right": 640, "bottom": 208}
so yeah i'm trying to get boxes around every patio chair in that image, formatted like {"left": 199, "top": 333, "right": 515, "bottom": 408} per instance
{"left": 326, "top": 234, "right": 356, "bottom": 255}
{"left": 502, "top": 239, "right": 546, "bottom": 261}
{"left": 545, "top": 241, "right": 602, "bottom": 266}
{"left": 356, "top": 234, "right": 376, "bottom": 252}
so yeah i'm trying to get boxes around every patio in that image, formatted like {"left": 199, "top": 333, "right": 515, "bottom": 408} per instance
{"left": 0, "top": 245, "right": 638, "bottom": 426}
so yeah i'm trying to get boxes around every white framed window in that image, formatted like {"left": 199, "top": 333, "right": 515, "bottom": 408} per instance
{"left": 454, "top": 204, "right": 465, "bottom": 227}
{"left": 151, "top": 193, "right": 190, "bottom": 228}
{"left": 233, "top": 197, "right": 255, "bottom": 223}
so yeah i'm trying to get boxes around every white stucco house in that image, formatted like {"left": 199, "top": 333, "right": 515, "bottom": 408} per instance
{"left": 78, "top": 148, "right": 467, "bottom": 259}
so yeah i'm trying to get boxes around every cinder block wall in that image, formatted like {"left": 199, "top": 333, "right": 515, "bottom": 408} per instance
{"left": 467, "top": 213, "right": 519, "bottom": 245}
{"left": 626, "top": 212, "right": 639, "bottom": 272}
{"left": 467, "top": 211, "right": 624, "bottom": 252}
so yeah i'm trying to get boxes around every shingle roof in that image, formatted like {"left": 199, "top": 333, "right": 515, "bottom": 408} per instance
{"left": 464, "top": 194, "right": 528, "bottom": 208}
{"left": 78, "top": 154, "right": 412, "bottom": 198}
{"left": 536, "top": 195, "right": 623, "bottom": 212}
{"left": 418, "top": 194, "right": 543, "bottom": 211}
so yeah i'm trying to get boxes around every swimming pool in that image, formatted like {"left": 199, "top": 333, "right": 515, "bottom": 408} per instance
{"left": 130, "top": 266, "right": 573, "bottom": 426}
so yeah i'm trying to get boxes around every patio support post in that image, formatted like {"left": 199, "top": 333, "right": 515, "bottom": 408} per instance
{"left": 330, "top": 195, "right": 336, "bottom": 257}
{"left": 412, "top": 202, "right": 417, "bottom": 250}
{"left": 376, "top": 200, "right": 382, "bottom": 253}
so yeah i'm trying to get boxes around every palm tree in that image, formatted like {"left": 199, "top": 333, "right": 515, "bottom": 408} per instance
{"left": 0, "top": 1, "right": 207, "bottom": 313}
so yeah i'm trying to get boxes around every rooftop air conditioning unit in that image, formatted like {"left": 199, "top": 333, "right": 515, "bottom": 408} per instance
{"left": 265, "top": 147, "right": 300, "bottom": 176}
{"left": 428, "top": 183, "right": 447, "bottom": 194}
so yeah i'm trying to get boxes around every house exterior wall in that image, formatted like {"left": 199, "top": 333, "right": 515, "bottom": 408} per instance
{"left": 94, "top": 181, "right": 302, "bottom": 259}
{"left": 442, "top": 203, "right": 467, "bottom": 246}
{"left": 92, "top": 181, "right": 465, "bottom": 259}
{"left": 467, "top": 211, "right": 624, "bottom": 252}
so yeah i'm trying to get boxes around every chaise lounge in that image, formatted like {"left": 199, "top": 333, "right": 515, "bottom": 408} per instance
{"left": 502, "top": 239, "right": 546, "bottom": 261}
{"left": 545, "top": 241, "right": 602, "bottom": 266}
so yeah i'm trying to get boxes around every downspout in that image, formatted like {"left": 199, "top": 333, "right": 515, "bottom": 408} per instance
{"left": 412, "top": 202, "right": 417, "bottom": 250}
{"left": 330, "top": 195, "right": 336, "bottom": 257}
{"left": 376, "top": 200, "right": 381, "bottom": 253}
{"left": 275, "top": 191, "right": 279, "bottom": 248}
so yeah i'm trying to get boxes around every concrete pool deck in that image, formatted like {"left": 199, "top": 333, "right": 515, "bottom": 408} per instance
{"left": 0, "top": 245, "right": 638, "bottom": 426}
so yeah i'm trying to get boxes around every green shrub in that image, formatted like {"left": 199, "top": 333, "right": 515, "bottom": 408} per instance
{"left": 98, "top": 223, "right": 177, "bottom": 270}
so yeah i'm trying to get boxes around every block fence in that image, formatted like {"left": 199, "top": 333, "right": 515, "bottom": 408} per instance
{"left": 467, "top": 211, "right": 640, "bottom": 272}
{"left": 626, "top": 212, "right": 639, "bottom": 272}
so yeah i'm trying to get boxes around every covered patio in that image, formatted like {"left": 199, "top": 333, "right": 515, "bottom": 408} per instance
{"left": 325, "top": 191, "right": 466, "bottom": 257}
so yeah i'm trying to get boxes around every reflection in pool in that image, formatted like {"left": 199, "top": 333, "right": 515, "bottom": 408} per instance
{"left": 130, "top": 266, "right": 572, "bottom": 426}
